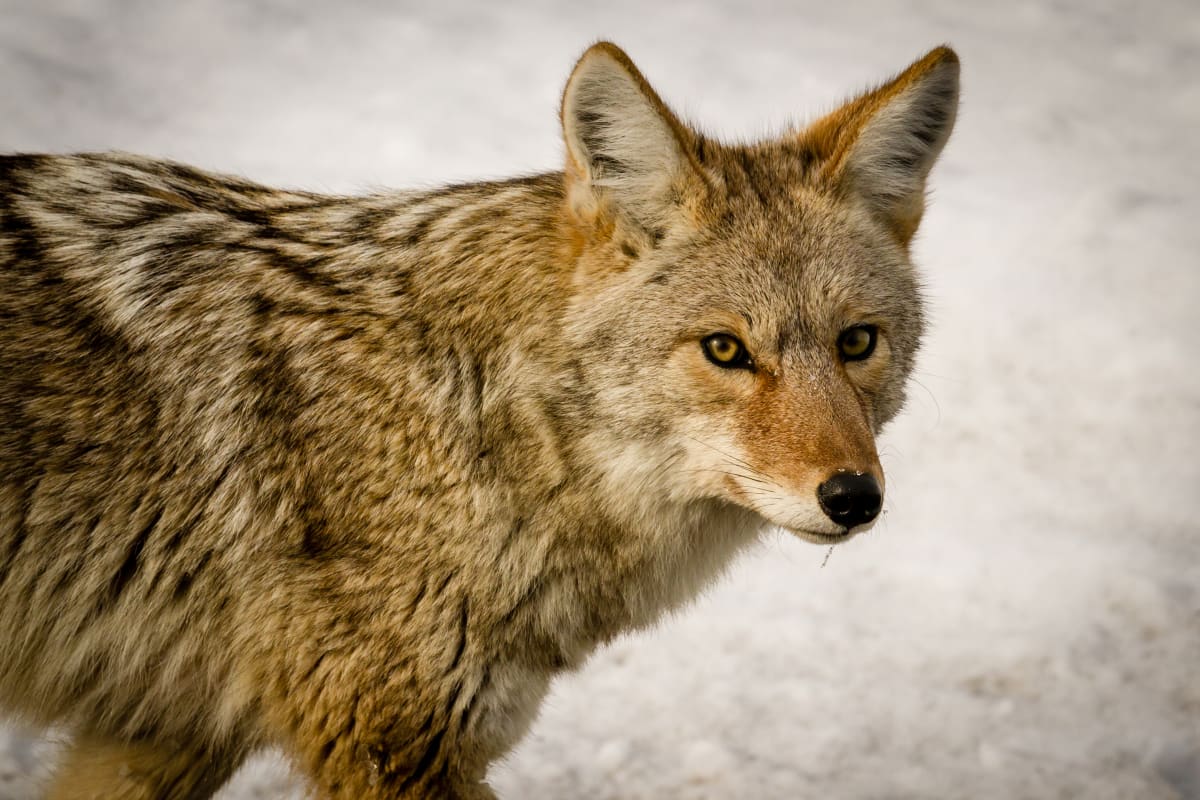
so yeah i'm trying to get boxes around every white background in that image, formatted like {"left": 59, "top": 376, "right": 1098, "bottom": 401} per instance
{"left": 1, "top": 1, "right": 1197, "bottom": 798}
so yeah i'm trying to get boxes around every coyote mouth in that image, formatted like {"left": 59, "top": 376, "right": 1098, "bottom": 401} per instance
{"left": 785, "top": 526, "right": 857, "bottom": 545}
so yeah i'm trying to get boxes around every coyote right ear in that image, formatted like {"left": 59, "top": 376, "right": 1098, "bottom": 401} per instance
{"left": 561, "top": 42, "right": 704, "bottom": 234}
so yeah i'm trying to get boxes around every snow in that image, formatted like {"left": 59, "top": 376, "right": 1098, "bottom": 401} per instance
{"left": 2, "top": 1, "right": 1198, "bottom": 798}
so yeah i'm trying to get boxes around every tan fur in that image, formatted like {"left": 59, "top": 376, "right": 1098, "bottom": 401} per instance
{"left": 0, "top": 43, "right": 958, "bottom": 798}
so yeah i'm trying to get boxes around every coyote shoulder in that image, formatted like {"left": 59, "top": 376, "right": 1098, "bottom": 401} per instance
{"left": 0, "top": 42, "right": 958, "bottom": 799}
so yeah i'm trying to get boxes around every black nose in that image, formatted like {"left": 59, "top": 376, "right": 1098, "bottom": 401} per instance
{"left": 816, "top": 472, "right": 882, "bottom": 528}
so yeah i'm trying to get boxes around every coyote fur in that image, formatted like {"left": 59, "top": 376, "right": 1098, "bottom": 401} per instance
{"left": 0, "top": 42, "right": 959, "bottom": 799}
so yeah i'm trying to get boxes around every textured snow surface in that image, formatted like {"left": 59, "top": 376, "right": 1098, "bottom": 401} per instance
{"left": 2, "top": 1, "right": 1198, "bottom": 798}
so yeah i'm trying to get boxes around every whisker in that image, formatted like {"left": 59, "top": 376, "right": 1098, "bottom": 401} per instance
{"left": 909, "top": 376, "right": 942, "bottom": 427}
{"left": 913, "top": 367, "right": 962, "bottom": 385}
{"left": 684, "top": 435, "right": 770, "bottom": 480}
{"left": 683, "top": 468, "right": 777, "bottom": 493}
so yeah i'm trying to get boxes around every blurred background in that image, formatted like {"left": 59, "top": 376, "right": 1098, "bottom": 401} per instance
{"left": 1, "top": 1, "right": 1198, "bottom": 798}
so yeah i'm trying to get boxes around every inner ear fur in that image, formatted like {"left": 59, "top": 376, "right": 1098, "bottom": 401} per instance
{"left": 801, "top": 46, "right": 960, "bottom": 245}
{"left": 560, "top": 41, "right": 708, "bottom": 237}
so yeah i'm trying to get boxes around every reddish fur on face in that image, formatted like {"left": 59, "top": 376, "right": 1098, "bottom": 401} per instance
{"left": 736, "top": 366, "right": 882, "bottom": 502}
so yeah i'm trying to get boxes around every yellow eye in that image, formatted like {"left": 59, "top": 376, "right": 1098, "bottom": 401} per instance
{"left": 838, "top": 325, "right": 877, "bottom": 361}
{"left": 702, "top": 333, "right": 752, "bottom": 369}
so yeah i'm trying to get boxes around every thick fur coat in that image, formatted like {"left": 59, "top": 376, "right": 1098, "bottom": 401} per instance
{"left": 0, "top": 43, "right": 958, "bottom": 798}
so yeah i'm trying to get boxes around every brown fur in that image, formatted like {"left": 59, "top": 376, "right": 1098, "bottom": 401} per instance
{"left": 0, "top": 43, "right": 958, "bottom": 798}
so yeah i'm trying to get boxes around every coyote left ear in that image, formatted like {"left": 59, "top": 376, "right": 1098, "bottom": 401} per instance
{"left": 561, "top": 42, "right": 704, "bottom": 234}
{"left": 806, "top": 47, "right": 960, "bottom": 245}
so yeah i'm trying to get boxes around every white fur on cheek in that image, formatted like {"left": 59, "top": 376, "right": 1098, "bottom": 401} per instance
{"left": 747, "top": 490, "right": 847, "bottom": 539}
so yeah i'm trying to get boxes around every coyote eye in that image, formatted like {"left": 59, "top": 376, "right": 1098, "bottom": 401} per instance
{"left": 838, "top": 325, "right": 877, "bottom": 361}
{"left": 702, "top": 333, "right": 753, "bottom": 370}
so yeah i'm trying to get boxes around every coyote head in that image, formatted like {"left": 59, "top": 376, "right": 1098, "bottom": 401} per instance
{"left": 559, "top": 42, "right": 958, "bottom": 544}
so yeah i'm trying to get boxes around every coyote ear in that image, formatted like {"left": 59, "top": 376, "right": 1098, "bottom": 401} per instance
{"left": 805, "top": 47, "right": 959, "bottom": 245}
{"left": 561, "top": 42, "right": 702, "bottom": 233}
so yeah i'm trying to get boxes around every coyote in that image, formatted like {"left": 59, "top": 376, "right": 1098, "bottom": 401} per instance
{"left": 0, "top": 42, "right": 958, "bottom": 799}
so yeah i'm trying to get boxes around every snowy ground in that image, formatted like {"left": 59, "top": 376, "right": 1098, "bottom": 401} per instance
{"left": 2, "top": 1, "right": 1198, "bottom": 798}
